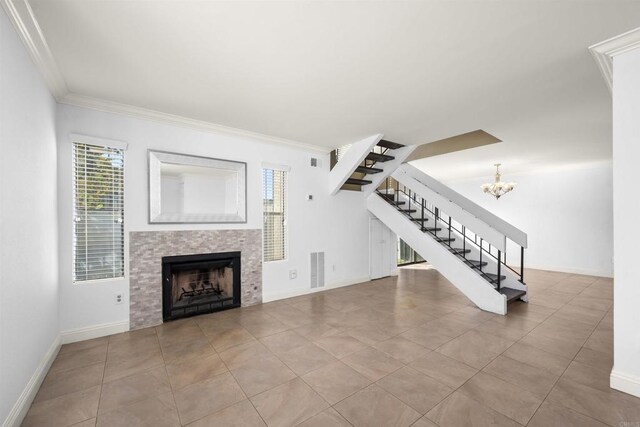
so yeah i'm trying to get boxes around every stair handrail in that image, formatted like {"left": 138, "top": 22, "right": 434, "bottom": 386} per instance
{"left": 395, "top": 164, "right": 528, "bottom": 248}
{"left": 379, "top": 180, "right": 525, "bottom": 287}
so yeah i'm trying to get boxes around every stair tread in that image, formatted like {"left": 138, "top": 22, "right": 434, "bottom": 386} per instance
{"left": 465, "top": 259, "right": 489, "bottom": 267}
{"left": 410, "top": 217, "right": 429, "bottom": 222}
{"left": 485, "top": 273, "right": 507, "bottom": 284}
{"left": 355, "top": 166, "right": 383, "bottom": 174}
{"left": 450, "top": 247, "right": 471, "bottom": 254}
{"left": 422, "top": 227, "right": 442, "bottom": 232}
{"left": 500, "top": 287, "right": 527, "bottom": 302}
{"left": 436, "top": 236, "right": 455, "bottom": 242}
{"left": 377, "top": 139, "right": 405, "bottom": 150}
{"left": 345, "top": 177, "right": 372, "bottom": 186}
{"left": 366, "top": 152, "right": 395, "bottom": 162}
{"left": 400, "top": 209, "right": 417, "bottom": 213}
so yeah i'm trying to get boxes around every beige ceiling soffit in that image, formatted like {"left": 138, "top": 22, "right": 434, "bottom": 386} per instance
{"left": 589, "top": 27, "right": 640, "bottom": 94}
{"left": 406, "top": 130, "right": 501, "bottom": 162}
{"left": 60, "top": 93, "right": 330, "bottom": 154}
{"left": 1, "top": 0, "right": 68, "bottom": 99}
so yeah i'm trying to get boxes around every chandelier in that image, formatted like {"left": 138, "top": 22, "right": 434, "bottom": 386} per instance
{"left": 481, "top": 163, "right": 516, "bottom": 199}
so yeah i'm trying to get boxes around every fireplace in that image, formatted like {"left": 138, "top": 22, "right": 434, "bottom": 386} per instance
{"left": 162, "top": 251, "right": 241, "bottom": 322}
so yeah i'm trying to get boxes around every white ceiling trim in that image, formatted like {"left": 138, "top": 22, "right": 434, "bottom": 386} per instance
{"left": 2, "top": 0, "right": 329, "bottom": 154}
{"left": 1, "top": 0, "right": 67, "bottom": 98}
{"left": 60, "top": 93, "right": 329, "bottom": 154}
{"left": 589, "top": 27, "right": 640, "bottom": 94}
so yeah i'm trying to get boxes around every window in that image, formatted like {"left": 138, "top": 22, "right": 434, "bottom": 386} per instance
{"left": 262, "top": 168, "right": 287, "bottom": 262}
{"left": 73, "top": 142, "right": 125, "bottom": 282}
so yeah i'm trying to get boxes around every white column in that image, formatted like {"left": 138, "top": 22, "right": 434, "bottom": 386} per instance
{"left": 611, "top": 46, "right": 640, "bottom": 398}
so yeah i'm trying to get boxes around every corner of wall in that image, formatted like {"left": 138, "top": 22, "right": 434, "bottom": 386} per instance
{"left": 1, "top": 335, "right": 61, "bottom": 427}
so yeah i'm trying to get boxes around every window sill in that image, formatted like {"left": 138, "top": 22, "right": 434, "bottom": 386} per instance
{"left": 73, "top": 276, "right": 126, "bottom": 285}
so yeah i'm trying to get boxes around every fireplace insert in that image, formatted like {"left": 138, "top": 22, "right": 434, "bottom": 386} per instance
{"left": 162, "top": 251, "right": 241, "bottom": 321}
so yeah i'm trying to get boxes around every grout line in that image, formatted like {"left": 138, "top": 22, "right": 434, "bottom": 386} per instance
{"left": 29, "top": 269, "right": 616, "bottom": 427}
{"left": 523, "top": 283, "right": 612, "bottom": 426}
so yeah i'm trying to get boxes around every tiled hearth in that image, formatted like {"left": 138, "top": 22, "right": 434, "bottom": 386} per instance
{"left": 129, "top": 230, "right": 262, "bottom": 330}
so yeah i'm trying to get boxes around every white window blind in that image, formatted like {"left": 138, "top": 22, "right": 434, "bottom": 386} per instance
{"left": 73, "top": 142, "right": 125, "bottom": 282}
{"left": 262, "top": 168, "right": 287, "bottom": 262}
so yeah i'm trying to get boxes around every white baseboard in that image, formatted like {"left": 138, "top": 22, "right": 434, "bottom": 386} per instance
{"left": 60, "top": 320, "right": 129, "bottom": 344}
{"left": 262, "top": 276, "right": 371, "bottom": 303}
{"left": 2, "top": 335, "right": 61, "bottom": 427}
{"left": 611, "top": 368, "right": 640, "bottom": 398}
{"left": 524, "top": 263, "right": 613, "bottom": 279}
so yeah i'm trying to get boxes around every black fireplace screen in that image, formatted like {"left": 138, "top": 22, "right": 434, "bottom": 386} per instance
{"left": 162, "top": 252, "right": 241, "bottom": 321}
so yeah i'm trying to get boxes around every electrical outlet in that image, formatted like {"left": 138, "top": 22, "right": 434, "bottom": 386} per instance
{"left": 115, "top": 293, "right": 124, "bottom": 305}
{"left": 289, "top": 269, "right": 297, "bottom": 280}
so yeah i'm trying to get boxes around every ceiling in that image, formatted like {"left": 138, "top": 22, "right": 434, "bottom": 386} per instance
{"left": 24, "top": 0, "right": 640, "bottom": 179}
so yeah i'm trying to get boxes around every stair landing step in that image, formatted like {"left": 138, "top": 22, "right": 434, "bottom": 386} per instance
{"left": 345, "top": 177, "right": 372, "bottom": 186}
{"left": 500, "top": 287, "right": 527, "bottom": 302}
{"left": 355, "top": 166, "right": 383, "bottom": 175}
{"left": 366, "top": 152, "right": 395, "bottom": 162}
{"left": 377, "top": 139, "right": 405, "bottom": 150}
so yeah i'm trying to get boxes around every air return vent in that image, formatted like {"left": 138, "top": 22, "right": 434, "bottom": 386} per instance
{"left": 310, "top": 252, "right": 325, "bottom": 288}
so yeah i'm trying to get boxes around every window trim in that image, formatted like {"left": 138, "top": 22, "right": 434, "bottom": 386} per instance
{"left": 71, "top": 134, "right": 127, "bottom": 284}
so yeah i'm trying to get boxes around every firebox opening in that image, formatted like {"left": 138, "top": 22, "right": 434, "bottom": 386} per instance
{"left": 162, "top": 252, "right": 241, "bottom": 321}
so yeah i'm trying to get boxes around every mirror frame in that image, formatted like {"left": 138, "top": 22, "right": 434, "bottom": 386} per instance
{"left": 148, "top": 150, "right": 247, "bottom": 224}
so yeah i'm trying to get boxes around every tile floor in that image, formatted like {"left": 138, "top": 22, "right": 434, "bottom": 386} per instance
{"left": 22, "top": 265, "right": 637, "bottom": 426}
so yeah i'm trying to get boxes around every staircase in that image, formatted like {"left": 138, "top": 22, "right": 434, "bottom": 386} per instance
{"left": 330, "top": 137, "right": 528, "bottom": 315}
{"left": 328, "top": 134, "right": 417, "bottom": 195}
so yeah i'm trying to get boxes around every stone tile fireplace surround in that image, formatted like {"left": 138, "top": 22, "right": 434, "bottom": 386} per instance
{"left": 129, "top": 229, "right": 262, "bottom": 330}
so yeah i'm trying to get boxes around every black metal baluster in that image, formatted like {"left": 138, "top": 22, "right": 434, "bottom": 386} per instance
{"left": 448, "top": 216, "right": 452, "bottom": 247}
{"left": 421, "top": 198, "right": 425, "bottom": 232}
{"left": 497, "top": 250, "right": 502, "bottom": 292}
{"left": 479, "top": 238, "right": 483, "bottom": 274}
{"left": 462, "top": 226, "right": 466, "bottom": 259}
{"left": 520, "top": 246, "right": 525, "bottom": 283}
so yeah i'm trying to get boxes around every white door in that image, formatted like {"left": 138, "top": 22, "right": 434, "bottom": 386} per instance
{"left": 370, "top": 217, "right": 395, "bottom": 279}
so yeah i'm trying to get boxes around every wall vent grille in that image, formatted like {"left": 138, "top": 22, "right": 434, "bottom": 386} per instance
{"left": 310, "top": 252, "right": 325, "bottom": 288}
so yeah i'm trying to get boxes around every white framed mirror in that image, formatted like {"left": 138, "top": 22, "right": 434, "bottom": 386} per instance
{"left": 149, "top": 150, "right": 247, "bottom": 223}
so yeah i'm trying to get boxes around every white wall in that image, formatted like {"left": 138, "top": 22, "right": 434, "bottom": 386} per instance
{"left": 611, "top": 47, "right": 640, "bottom": 398}
{"left": 441, "top": 162, "right": 613, "bottom": 277}
{"left": 0, "top": 9, "right": 59, "bottom": 425}
{"left": 56, "top": 104, "right": 371, "bottom": 333}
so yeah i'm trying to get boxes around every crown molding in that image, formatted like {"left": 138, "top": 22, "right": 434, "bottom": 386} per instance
{"left": 1, "top": 0, "right": 68, "bottom": 99}
{"left": 2, "top": 0, "right": 330, "bottom": 153}
{"left": 60, "top": 93, "right": 330, "bottom": 153}
{"left": 589, "top": 27, "right": 640, "bottom": 94}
